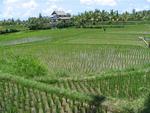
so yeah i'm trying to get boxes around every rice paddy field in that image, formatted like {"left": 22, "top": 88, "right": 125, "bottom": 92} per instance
{"left": 0, "top": 24, "right": 150, "bottom": 113}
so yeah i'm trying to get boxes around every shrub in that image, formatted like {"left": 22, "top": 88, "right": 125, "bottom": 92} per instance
{"left": 26, "top": 17, "right": 51, "bottom": 30}
{"left": 141, "top": 93, "right": 150, "bottom": 113}
{"left": 56, "top": 20, "right": 73, "bottom": 28}
{"left": 0, "top": 55, "right": 48, "bottom": 78}
{"left": 0, "top": 29, "right": 19, "bottom": 34}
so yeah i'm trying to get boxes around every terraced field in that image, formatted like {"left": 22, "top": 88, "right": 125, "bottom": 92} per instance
{"left": 0, "top": 24, "right": 150, "bottom": 113}
{"left": 1, "top": 44, "right": 149, "bottom": 78}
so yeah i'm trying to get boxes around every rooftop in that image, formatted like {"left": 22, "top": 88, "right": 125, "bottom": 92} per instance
{"left": 52, "top": 11, "right": 67, "bottom": 16}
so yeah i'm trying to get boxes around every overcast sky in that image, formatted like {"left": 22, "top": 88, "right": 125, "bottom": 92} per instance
{"left": 0, "top": 0, "right": 150, "bottom": 20}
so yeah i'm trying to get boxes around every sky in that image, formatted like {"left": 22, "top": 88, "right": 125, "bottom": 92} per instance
{"left": 0, "top": 0, "right": 150, "bottom": 20}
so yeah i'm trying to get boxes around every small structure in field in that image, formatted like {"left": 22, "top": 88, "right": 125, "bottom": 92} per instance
{"left": 144, "top": 38, "right": 150, "bottom": 48}
{"left": 139, "top": 37, "right": 150, "bottom": 48}
{"left": 51, "top": 11, "right": 71, "bottom": 22}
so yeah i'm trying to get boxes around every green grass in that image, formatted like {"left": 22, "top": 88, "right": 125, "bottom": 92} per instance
{"left": 0, "top": 24, "right": 150, "bottom": 113}
{"left": 0, "top": 44, "right": 149, "bottom": 78}
{"left": 35, "top": 64, "right": 150, "bottom": 99}
{"left": 0, "top": 24, "right": 150, "bottom": 46}
{"left": 0, "top": 55, "right": 48, "bottom": 78}
{"left": 0, "top": 73, "right": 108, "bottom": 113}
{"left": 0, "top": 24, "right": 150, "bottom": 78}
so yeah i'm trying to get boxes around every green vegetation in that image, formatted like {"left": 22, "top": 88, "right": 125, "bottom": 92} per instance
{"left": 0, "top": 25, "right": 150, "bottom": 78}
{"left": 0, "top": 18, "right": 28, "bottom": 34}
{"left": 37, "top": 65, "right": 150, "bottom": 99}
{"left": 0, "top": 55, "right": 47, "bottom": 78}
{"left": 27, "top": 16, "right": 51, "bottom": 30}
{"left": 0, "top": 73, "right": 107, "bottom": 113}
{"left": 0, "top": 22, "right": 150, "bottom": 112}
{"left": 1, "top": 9, "right": 150, "bottom": 31}
{"left": 73, "top": 9, "right": 150, "bottom": 28}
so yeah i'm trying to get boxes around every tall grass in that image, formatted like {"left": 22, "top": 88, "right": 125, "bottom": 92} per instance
{"left": 0, "top": 55, "right": 47, "bottom": 78}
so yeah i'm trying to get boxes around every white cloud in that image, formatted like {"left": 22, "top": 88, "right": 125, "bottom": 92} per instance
{"left": 3, "top": 7, "right": 14, "bottom": 18}
{"left": 80, "top": 0, "right": 117, "bottom": 6}
{"left": 147, "top": 0, "right": 150, "bottom": 2}
{"left": 1, "top": 0, "right": 70, "bottom": 19}
{"left": 42, "top": 0, "right": 71, "bottom": 16}
{"left": 3, "top": 0, "right": 19, "bottom": 4}
{"left": 47, "top": 0, "right": 63, "bottom": 2}
{"left": 22, "top": 0, "right": 38, "bottom": 10}
{"left": 2, "top": 0, "right": 39, "bottom": 19}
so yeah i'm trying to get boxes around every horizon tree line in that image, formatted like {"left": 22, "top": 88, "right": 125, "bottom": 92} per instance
{"left": 0, "top": 9, "right": 150, "bottom": 30}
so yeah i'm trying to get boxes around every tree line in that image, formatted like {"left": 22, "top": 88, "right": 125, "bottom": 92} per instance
{"left": 0, "top": 9, "right": 150, "bottom": 32}
{"left": 73, "top": 9, "right": 150, "bottom": 28}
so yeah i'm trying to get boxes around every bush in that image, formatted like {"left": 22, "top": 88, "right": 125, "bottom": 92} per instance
{"left": 0, "top": 55, "right": 48, "bottom": 78}
{"left": 141, "top": 93, "right": 150, "bottom": 113}
{"left": 56, "top": 20, "right": 73, "bottom": 28}
{"left": 26, "top": 17, "right": 51, "bottom": 30}
{"left": 0, "top": 29, "right": 19, "bottom": 34}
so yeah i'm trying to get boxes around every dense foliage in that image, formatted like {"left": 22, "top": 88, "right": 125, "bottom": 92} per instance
{"left": 1, "top": 9, "right": 150, "bottom": 30}
{"left": 73, "top": 9, "right": 150, "bottom": 28}
{"left": 27, "top": 16, "right": 51, "bottom": 30}
{"left": 0, "top": 29, "right": 19, "bottom": 34}
{"left": 0, "top": 18, "right": 27, "bottom": 34}
{"left": 141, "top": 93, "right": 150, "bottom": 113}
{"left": 56, "top": 19, "right": 74, "bottom": 28}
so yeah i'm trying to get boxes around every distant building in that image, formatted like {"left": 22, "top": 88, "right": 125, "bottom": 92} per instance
{"left": 51, "top": 11, "right": 71, "bottom": 21}
{"left": 51, "top": 11, "right": 71, "bottom": 28}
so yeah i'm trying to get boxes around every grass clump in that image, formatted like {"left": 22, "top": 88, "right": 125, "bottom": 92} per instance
{"left": 141, "top": 92, "right": 150, "bottom": 113}
{"left": 142, "top": 95, "right": 150, "bottom": 113}
{"left": 55, "top": 69, "right": 70, "bottom": 77}
{"left": 0, "top": 55, "right": 47, "bottom": 78}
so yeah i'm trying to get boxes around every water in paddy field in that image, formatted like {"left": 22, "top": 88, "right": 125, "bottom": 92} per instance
{"left": 144, "top": 37, "right": 150, "bottom": 41}
{"left": 0, "top": 37, "right": 50, "bottom": 46}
